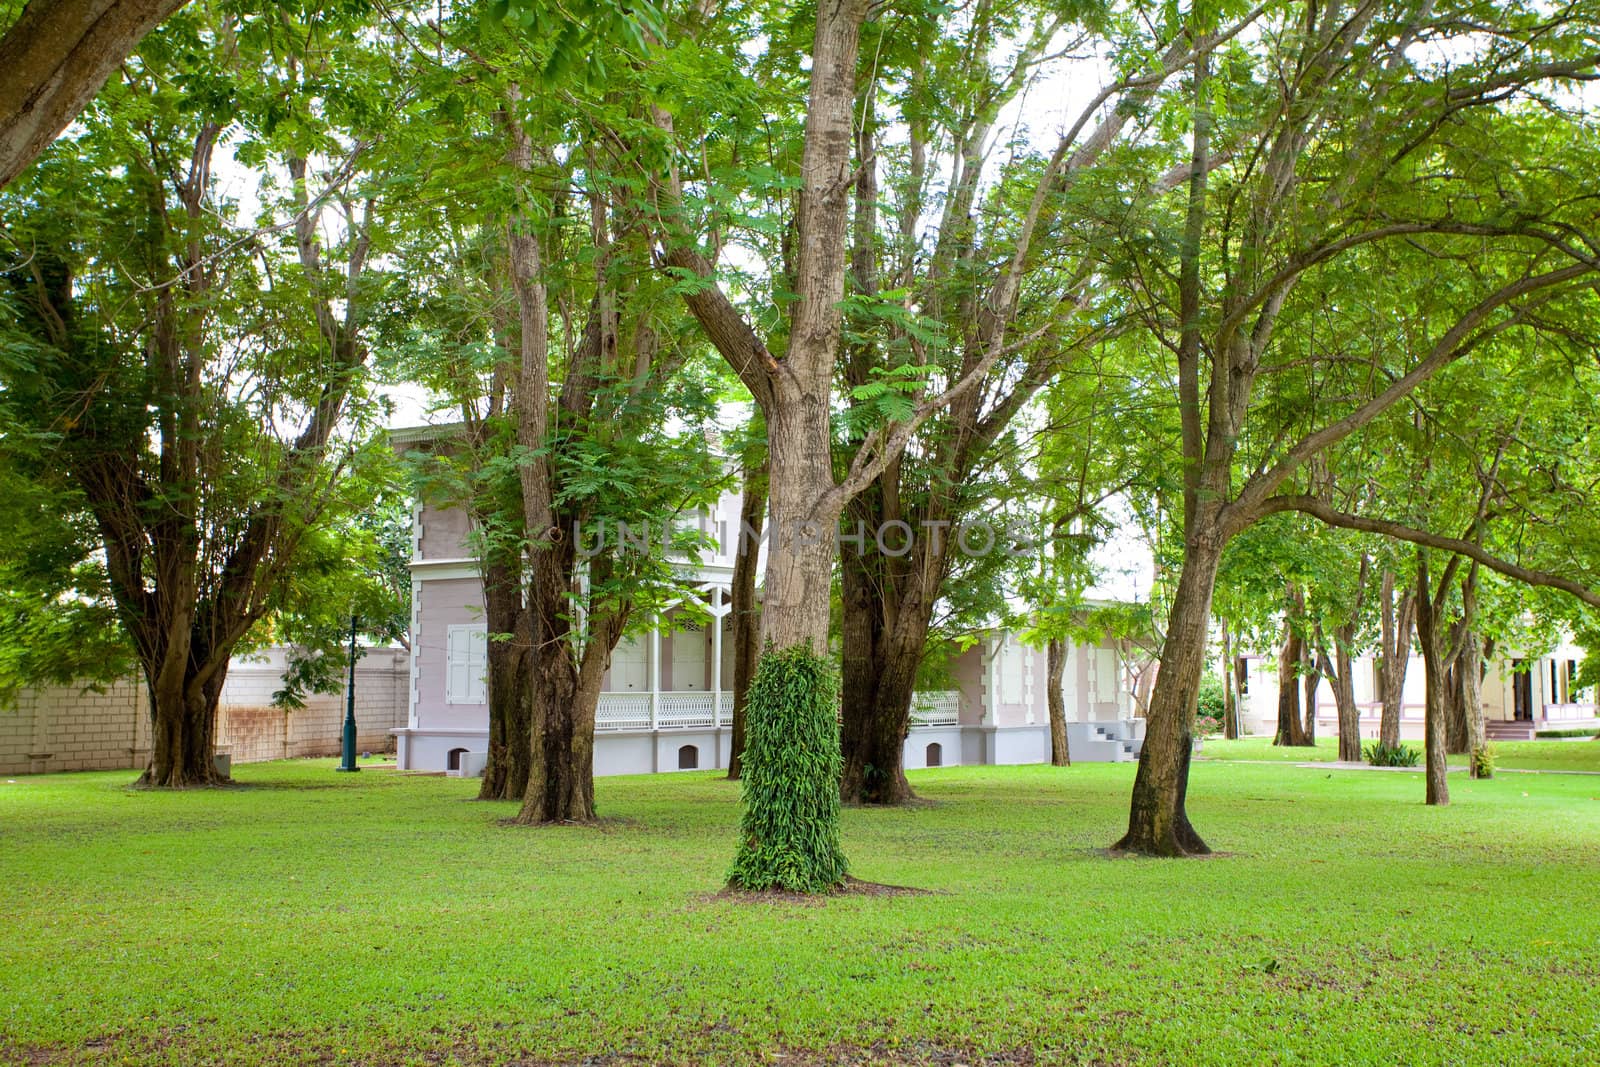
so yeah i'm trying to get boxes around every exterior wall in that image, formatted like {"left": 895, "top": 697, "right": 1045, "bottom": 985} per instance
{"left": 414, "top": 576, "right": 489, "bottom": 731}
{"left": 0, "top": 649, "right": 410, "bottom": 775}
{"left": 1242, "top": 643, "right": 1596, "bottom": 741}
{"left": 217, "top": 648, "right": 410, "bottom": 762}
{"left": 0, "top": 679, "right": 152, "bottom": 775}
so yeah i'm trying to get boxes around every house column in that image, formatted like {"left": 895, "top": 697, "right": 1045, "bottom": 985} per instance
{"left": 649, "top": 623, "right": 661, "bottom": 731}
{"left": 711, "top": 602, "right": 723, "bottom": 728}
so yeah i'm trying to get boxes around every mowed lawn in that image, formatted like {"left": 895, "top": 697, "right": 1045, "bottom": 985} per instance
{"left": 3, "top": 759, "right": 1600, "bottom": 1066}
{"left": 1203, "top": 735, "right": 1600, "bottom": 772}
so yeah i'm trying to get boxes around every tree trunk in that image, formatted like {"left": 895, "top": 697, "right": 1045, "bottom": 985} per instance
{"left": 1221, "top": 620, "right": 1239, "bottom": 739}
{"left": 1332, "top": 642, "right": 1362, "bottom": 762}
{"left": 139, "top": 662, "right": 227, "bottom": 787}
{"left": 1415, "top": 556, "right": 1449, "bottom": 806}
{"left": 1273, "top": 589, "right": 1311, "bottom": 746}
{"left": 0, "top": 0, "right": 188, "bottom": 190}
{"left": 1463, "top": 631, "right": 1490, "bottom": 779}
{"left": 1114, "top": 536, "right": 1219, "bottom": 856}
{"left": 726, "top": 444, "right": 767, "bottom": 781}
{"left": 1445, "top": 656, "right": 1469, "bottom": 755}
{"left": 839, "top": 577, "right": 928, "bottom": 804}
{"left": 1047, "top": 637, "right": 1070, "bottom": 765}
{"left": 1301, "top": 642, "right": 1319, "bottom": 744}
{"left": 1377, "top": 569, "right": 1415, "bottom": 748}
{"left": 518, "top": 636, "right": 599, "bottom": 823}
{"left": 478, "top": 554, "right": 532, "bottom": 801}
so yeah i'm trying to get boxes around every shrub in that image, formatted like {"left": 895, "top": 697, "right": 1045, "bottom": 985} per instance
{"left": 1471, "top": 743, "right": 1497, "bottom": 779}
{"left": 1363, "top": 740, "right": 1420, "bottom": 767}
{"left": 1194, "top": 715, "right": 1222, "bottom": 738}
{"left": 1196, "top": 675, "right": 1227, "bottom": 722}
{"left": 728, "top": 644, "right": 848, "bottom": 893}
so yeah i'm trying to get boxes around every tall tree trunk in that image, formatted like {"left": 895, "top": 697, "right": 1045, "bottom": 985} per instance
{"left": 839, "top": 578, "right": 930, "bottom": 804}
{"left": 478, "top": 554, "right": 532, "bottom": 801}
{"left": 1301, "top": 642, "right": 1319, "bottom": 744}
{"left": 1274, "top": 587, "right": 1311, "bottom": 746}
{"left": 1444, "top": 658, "right": 1469, "bottom": 754}
{"left": 1463, "top": 631, "right": 1490, "bottom": 778}
{"left": 1377, "top": 569, "right": 1415, "bottom": 748}
{"left": 0, "top": 0, "right": 188, "bottom": 190}
{"left": 1047, "top": 637, "right": 1070, "bottom": 765}
{"left": 726, "top": 443, "right": 767, "bottom": 781}
{"left": 1330, "top": 639, "right": 1362, "bottom": 762}
{"left": 1415, "top": 555, "right": 1449, "bottom": 806}
{"left": 1221, "top": 619, "right": 1239, "bottom": 739}
{"left": 1114, "top": 537, "right": 1219, "bottom": 856}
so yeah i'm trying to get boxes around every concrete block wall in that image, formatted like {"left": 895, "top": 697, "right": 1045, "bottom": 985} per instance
{"left": 0, "top": 678, "right": 152, "bottom": 775}
{"left": 0, "top": 648, "right": 409, "bottom": 775}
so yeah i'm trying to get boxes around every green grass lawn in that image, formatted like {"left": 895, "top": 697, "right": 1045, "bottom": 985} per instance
{"left": 4, "top": 760, "right": 1600, "bottom": 1066}
{"left": 1203, "top": 735, "right": 1600, "bottom": 773}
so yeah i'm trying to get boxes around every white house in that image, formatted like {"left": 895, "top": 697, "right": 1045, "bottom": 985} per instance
{"left": 389, "top": 425, "right": 1147, "bottom": 775}
{"left": 1236, "top": 639, "right": 1597, "bottom": 741}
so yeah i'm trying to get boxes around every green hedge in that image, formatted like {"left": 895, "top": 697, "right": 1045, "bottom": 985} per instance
{"left": 728, "top": 645, "right": 848, "bottom": 893}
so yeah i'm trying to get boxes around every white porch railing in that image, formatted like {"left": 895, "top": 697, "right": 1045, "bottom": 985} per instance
{"left": 1543, "top": 703, "right": 1600, "bottom": 723}
{"left": 596, "top": 691, "right": 737, "bottom": 731}
{"left": 596, "top": 692, "right": 651, "bottom": 731}
{"left": 911, "top": 690, "right": 960, "bottom": 727}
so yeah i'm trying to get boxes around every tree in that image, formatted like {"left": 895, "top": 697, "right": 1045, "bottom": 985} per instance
{"left": 0, "top": 3, "right": 400, "bottom": 785}
{"left": 1110, "top": 2, "right": 1600, "bottom": 854}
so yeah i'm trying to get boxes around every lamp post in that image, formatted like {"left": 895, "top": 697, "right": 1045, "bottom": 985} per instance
{"left": 336, "top": 613, "right": 360, "bottom": 772}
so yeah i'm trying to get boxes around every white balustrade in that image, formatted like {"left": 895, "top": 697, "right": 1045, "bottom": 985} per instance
{"left": 1543, "top": 703, "right": 1600, "bottom": 723}
{"left": 596, "top": 692, "right": 651, "bottom": 731}
{"left": 910, "top": 690, "right": 960, "bottom": 727}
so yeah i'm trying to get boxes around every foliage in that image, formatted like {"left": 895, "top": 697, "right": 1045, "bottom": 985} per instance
{"left": 1472, "top": 743, "right": 1498, "bottom": 779}
{"left": 728, "top": 645, "right": 847, "bottom": 892}
{"left": 1196, "top": 676, "right": 1226, "bottom": 722}
{"left": 1364, "top": 741, "right": 1421, "bottom": 769}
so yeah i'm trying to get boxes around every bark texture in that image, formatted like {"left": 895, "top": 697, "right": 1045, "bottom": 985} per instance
{"left": 1376, "top": 569, "right": 1416, "bottom": 748}
{"left": 1114, "top": 537, "right": 1218, "bottom": 856}
{"left": 0, "top": 0, "right": 187, "bottom": 190}
{"left": 1415, "top": 555, "right": 1450, "bottom": 806}
{"left": 1274, "top": 587, "right": 1312, "bottom": 746}
{"left": 1047, "top": 637, "right": 1071, "bottom": 765}
{"left": 726, "top": 438, "right": 767, "bottom": 780}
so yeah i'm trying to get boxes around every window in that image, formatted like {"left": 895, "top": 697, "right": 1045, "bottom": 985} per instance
{"left": 1000, "top": 639, "right": 1024, "bottom": 705}
{"left": 610, "top": 636, "right": 646, "bottom": 691}
{"left": 673, "top": 628, "right": 706, "bottom": 691}
{"left": 677, "top": 744, "right": 699, "bottom": 770}
{"left": 1094, "top": 647, "right": 1117, "bottom": 704}
{"left": 446, "top": 624, "right": 488, "bottom": 705}
{"left": 926, "top": 742, "right": 943, "bottom": 768}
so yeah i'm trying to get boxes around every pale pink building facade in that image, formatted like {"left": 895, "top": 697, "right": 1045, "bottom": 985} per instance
{"left": 390, "top": 425, "right": 1145, "bottom": 774}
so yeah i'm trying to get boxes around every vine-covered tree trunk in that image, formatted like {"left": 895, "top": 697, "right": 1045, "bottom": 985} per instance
{"left": 1115, "top": 537, "right": 1219, "bottom": 856}
{"left": 726, "top": 446, "right": 766, "bottom": 781}
{"left": 1047, "top": 637, "right": 1070, "bottom": 765}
